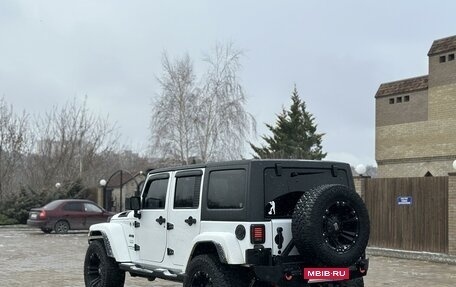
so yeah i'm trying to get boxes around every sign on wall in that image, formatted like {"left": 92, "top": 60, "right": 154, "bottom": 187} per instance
{"left": 397, "top": 196, "right": 413, "bottom": 205}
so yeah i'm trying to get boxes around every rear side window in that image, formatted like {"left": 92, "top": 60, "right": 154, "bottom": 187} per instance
{"left": 44, "top": 200, "right": 63, "bottom": 210}
{"left": 207, "top": 169, "right": 246, "bottom": 209}
{"left": 63, "top": 202, "right": 83, "bottom": 212}
{"left": 264, "top": 167, "right": 350, "bottom": 218}
{"left": 84, "top": 203, "right": 103, "bottom": 213}
{"left": 174, "top": 176, "right": 202, "bottom": 209}
{"left": 143, "top": 178, "right": 169, "bottom": 209}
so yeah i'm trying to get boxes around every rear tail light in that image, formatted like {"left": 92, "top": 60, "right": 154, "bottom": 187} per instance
{"left": 39, "top": 210, "right": 46, "bottom": 219}
{"left": 250, "top": 224, "right": 265, "bottom": 244}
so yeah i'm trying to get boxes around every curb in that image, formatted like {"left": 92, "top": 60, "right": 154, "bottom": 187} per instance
{"left": 0, "top": 224, "right": 28, "bottom": 229}
{"left": 367, "top": 247, "right": 456, "bottom": 265}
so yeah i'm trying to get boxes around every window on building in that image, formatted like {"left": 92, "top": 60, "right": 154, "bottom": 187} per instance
{"left": 449, "top": 54, "right": 455, "bottom": 61}
{"left": 396, "top": 96, "right": 402, "bottom": 103}
{"left": 389, "top": 98, "right": 394, "bottom": 104}
{"left": 440, "top": 55, "right": 446, "bottom": 63}
{"left": 404, "top": 95, "right": 410, "bottom": 102}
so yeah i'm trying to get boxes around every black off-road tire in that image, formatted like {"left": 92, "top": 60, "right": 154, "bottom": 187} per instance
{"left": 292, "top": 184, "right": 370, "bottom": 266}
{"left": 84, "top": 240, "right": 125, "bottom": 287}
{"left": 184, "top": 254, "right": 248, "bottom": 287}
{"left": 54, "top": 220, "right": 70, "bottom": 234}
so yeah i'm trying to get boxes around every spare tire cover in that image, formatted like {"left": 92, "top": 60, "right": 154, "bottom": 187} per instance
{"left": 292, "top": 184, "right": 370, "bottom": 266}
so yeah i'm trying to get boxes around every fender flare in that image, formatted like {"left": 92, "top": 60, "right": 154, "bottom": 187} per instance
{"left": 188, "top": 232, "right": 244, "bottom": 267}
{"left": 88, "top": 223, "right": 131, "bottom": 262}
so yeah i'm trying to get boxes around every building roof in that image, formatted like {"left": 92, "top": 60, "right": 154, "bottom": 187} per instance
{"left": 428, "top": 35, "right": 456, "bottom": 56}
{"left": 375, "top": 75, "right": 428, "bottom": 98}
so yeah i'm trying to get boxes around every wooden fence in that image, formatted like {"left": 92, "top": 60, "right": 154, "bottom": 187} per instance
{"left": 364, "top": 176, "right": 448, "bottom": 253}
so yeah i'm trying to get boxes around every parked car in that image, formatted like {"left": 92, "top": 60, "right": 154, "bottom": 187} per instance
{"left": 27, "top": 199, "right": 114, "bottom": 234}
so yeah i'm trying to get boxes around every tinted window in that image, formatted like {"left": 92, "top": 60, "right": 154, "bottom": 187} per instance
{"left": 143, "top": 178, "right": 169, "bottom": 209}
{"left": 84, "top": 203, "right": 102, "bottom": 213}
{"left": 263, "top": 167, "right": 349, "bottom": 218}
{"left": 207, "top": 169, "right": 246, "bottom": 209}
{"left": 174, "top": 176, "right": 201, "bottom": 209}
{"left": 63, "top": 202, "right": 83, "bottom": 212}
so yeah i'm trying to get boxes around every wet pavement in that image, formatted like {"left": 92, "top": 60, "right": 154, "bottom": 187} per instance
{"left": 0, "top": 226, "right": 455, "bottom": 286}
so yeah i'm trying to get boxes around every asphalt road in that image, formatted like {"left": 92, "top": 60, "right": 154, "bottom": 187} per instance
{"left": 0, "top": 226, "right": 455, "bottom": 286}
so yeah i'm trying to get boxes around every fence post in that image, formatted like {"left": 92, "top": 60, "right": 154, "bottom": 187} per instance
{"left": 449, "top": 172, "right": 456, "bottom": 255}
{"left": 353, "top": 176, "right": 370, "bottom": 200}
{"left": 97, "top": 186, "right": 104, "bottom": 207}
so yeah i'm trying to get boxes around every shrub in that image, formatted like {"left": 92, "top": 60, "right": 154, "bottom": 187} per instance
{"left": 0, "top": 213, "right": 18, "bottom": 225}
{"left": 0, "top": 179, "right": 90, "bottom": 224}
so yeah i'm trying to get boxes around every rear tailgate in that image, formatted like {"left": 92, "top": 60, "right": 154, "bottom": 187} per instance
{"left": 270, "top": 219, "right": 299, "bottom": 256}
{"left": 29, "top": 208, "right": 42, "bottom": 220}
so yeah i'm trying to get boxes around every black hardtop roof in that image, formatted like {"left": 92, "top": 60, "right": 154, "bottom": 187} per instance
{"left": 147, "top": 159, "right": 349, "bottom": 175}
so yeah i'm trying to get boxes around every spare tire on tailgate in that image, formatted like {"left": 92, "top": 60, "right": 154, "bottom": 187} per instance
{"left": 292, "top": 184, "right": 370, "bottom": 266}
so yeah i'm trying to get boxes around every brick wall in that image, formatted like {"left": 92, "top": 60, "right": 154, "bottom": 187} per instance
{"left": 429, "top": 53, "right": 456, "bottom": 88}
{"left": 377, "top": 158, "right": 455, "bottom": 178}
{"left": 375, "top": 64, "right": 456, "bottom": 177}
{"left": 376, "top": 89, "right": 428, "bottom": 127}
{"left": 376, "top": 119, "right": 456, "bottom": 160}
{"left": 375, "top": 47, "right": 456, "bottom": 178}
{"left": 353, "top": 176, "right": 369, "bottom": 199}
{"left": 448, "top": 173, "right": 456, "bottom": 255}
{"left": 428, "top": 84, "right": 456, "bottom": 120}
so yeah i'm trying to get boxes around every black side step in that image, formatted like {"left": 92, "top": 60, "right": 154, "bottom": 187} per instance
{"left": 119, "top": 263, "right": 184, "bottom": 283}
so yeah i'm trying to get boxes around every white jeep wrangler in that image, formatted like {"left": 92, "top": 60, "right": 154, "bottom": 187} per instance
{"left": 84, "top": 160, "right": 370, "bottom": 287}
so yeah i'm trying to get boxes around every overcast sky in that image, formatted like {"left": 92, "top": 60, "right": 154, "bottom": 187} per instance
{"left": 1, "top": 1, "right": 455, "bottom": 166}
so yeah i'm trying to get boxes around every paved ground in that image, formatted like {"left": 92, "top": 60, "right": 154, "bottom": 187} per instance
{"left": 0, "top": 226, "right": 455, "bottom": 286}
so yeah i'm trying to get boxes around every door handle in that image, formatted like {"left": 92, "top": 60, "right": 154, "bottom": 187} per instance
{"left": 156, "top": 216, "right": 166, "bottom": 225}
{"left": 185, "top": 216, "right": 197, "bottom": 226}
{"left": 167, "top": 222, "right": 174, "bottom": 230}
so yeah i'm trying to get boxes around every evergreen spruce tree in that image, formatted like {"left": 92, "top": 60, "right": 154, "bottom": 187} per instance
{"left": 250, "top": 86, "right": 326, "bottom": 159}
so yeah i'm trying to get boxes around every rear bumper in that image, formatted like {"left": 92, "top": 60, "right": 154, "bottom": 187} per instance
{"left": 26, "top": 219, "right": 49, "bottom": 229}
{"left": 246, "top": 248, "right": 369, "bottom": 286}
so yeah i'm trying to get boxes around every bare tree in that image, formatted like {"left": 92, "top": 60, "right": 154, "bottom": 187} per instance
{"left": 150, "top": 44, "right": 255, "bottom": 164}
{"left": 150, "top": 53, "right": 198, "bottom": 165}
{"left": 96, "top": 148, "right": 152, "bottom": 178}
{"left": 197, "top": 43, "right": 255, "bottom": 161}
{"left": 0, "top": 98, "right": 29, "bottom": 200}
{"left": 26, "top": 98, "right": 118, "bottom": 190}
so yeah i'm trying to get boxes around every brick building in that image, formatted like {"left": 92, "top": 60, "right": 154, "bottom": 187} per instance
{"left": 376, "top": 35, "right": 456, "bottom": 177}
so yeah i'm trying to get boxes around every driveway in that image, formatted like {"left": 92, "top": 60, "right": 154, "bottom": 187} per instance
{"left": 0, "top": 226, "right": 455, "bottom": 286}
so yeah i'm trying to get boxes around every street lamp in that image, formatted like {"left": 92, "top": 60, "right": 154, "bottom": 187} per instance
{"left": 99, "top": 179, "right": 108, "bottom": 210}
{"left": 55, "top": 182, "right": 61, "bottom": 189}
{"left": 355, "top": 164, "right": 367, "bottom": 177}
